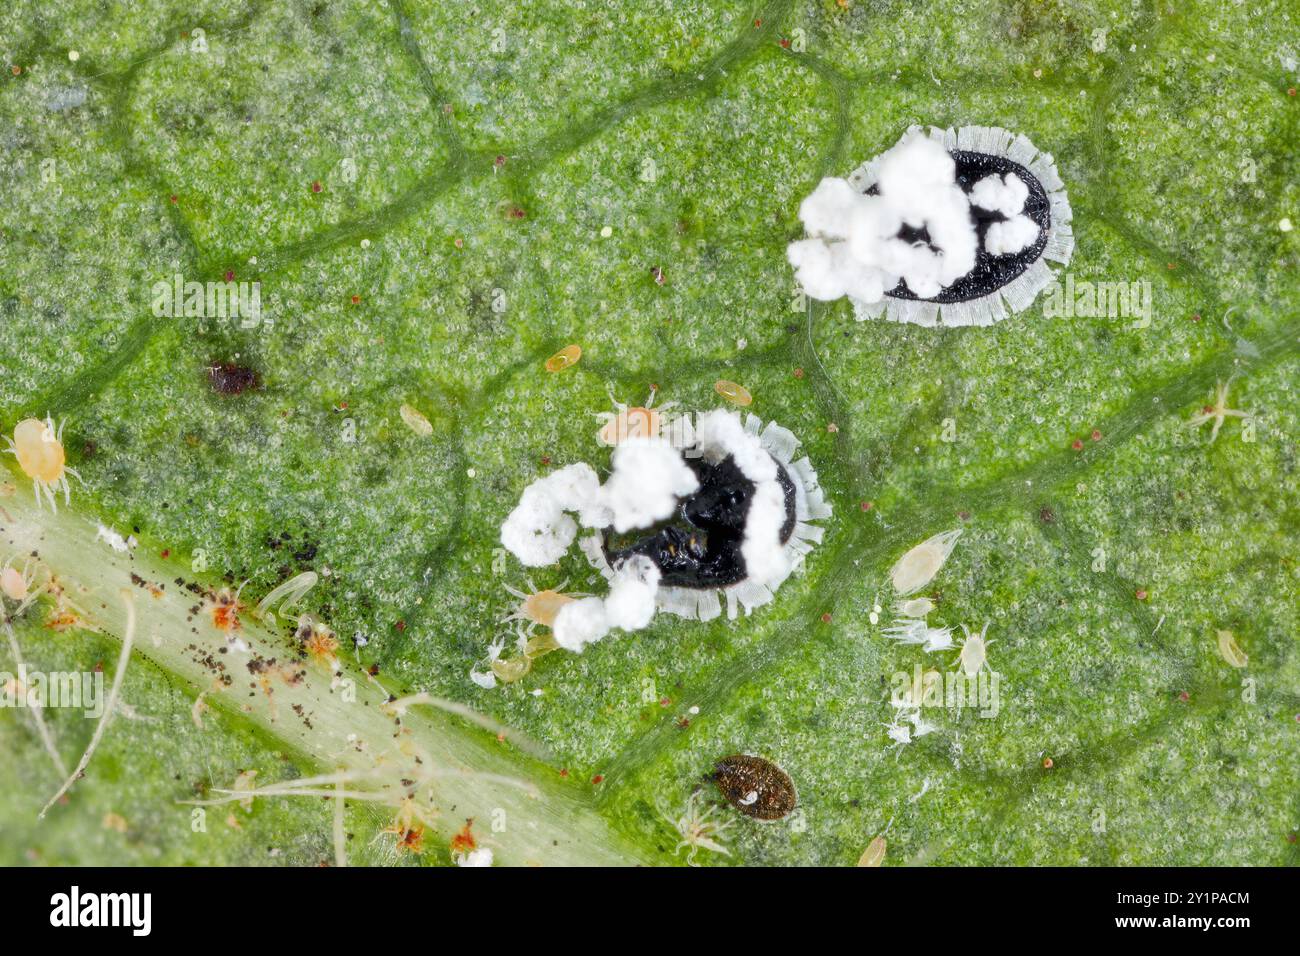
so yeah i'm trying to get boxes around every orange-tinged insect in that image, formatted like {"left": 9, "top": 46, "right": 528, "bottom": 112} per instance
{"left": 449, "top": 818, "right": 476, "bottom": 855}
{"left": 595, "top": 386, "right": 685, "bottom": 446}
{"left": 209, "top": 586, "right": 245, "bottom": 633}
{"left": 503, "top": 579, "right": 583, "bottom": 633}
{"left": 296, "top": 615, "right": 341, "bottom": 669}
{"left": 544, "top": 344, "right": 582, "bottom": 373}
{"left": 6, "top": 416, "right": 79, "bottom": 511}
{"left": 713, "top": 379, "right": 752, "bottom": 407}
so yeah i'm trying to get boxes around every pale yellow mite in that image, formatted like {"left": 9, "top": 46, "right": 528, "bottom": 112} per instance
{"left": 6, "top": 416, "right": 78, "bottom": 511}
{"left": 502, "top": 580, "right": 581, "bottom": 632}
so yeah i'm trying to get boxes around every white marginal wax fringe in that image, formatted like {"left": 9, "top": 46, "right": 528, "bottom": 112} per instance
{"left": 791, "top": 124, "right": 1074, "bottom": 328}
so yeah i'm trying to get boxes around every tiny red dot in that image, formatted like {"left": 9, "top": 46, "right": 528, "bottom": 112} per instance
{"left": 395, "top": 620, "right": 406, "bottom": 632}
{"left": 860, "top": 501, "right": 873, "bottom": 511}
{"left": 1043, "top": 757, "right": 1054, "bottom": 769}
{"left": 453, "top": 238, "right": 463, "bottom": 248}
{"left": 169, "top": 194, "right": 178, "bottom": 204}
{"left": 160, "top": 549, "right": 170, "bottom": 559}
{"left": 1071, "top": 438, "right": 1084, "bottom": 451}
{"left": 1136, "top": 589, "right": 1148, "bottom": 601}
{"left": 559, "top": 768, "right": 569, "bottom": 778}
{"left": 821, "top": 612, "right": 832, "bottom": 624}
{"left": 1289, "top": 88, "right": 1297, "bottom": 97}
{"left": 753, "top": 19, "right": 762, "bottom": 27}
{"left": 778, "top": 38, "right": 791, "bottom": 48}
{"left": 1178, "top": 690, "right": 1189, "bottom": 702}
{"left": 793, "top": 368, "right": 805, "bottom": 379}
{"left": 350, "top": 295, "right": 360, "bottom": 304}
{"left": 659, "top": 697, "right": 671, "bottom": 707}
{"left": 223, "top": 270, "right": 235, "bottom": 282}
{"left": 494, "top": 154, "right": 506, "bottom": 167}
{"left": 1191, "top": 313, "right": 1201, "bottom": 322}
{"left": 1166, "top": 262, "right": 1177, "bottom": 270}
{"left": 1090, "top": 429, "right": 1102, "bottom": 442}
{"left": 591, "top": 774, "right": 604, "bottom": 785}
{"left": 1288, "top": 832, "right": 1298, "bottom": 844}
{"left": 310, "top": 181, "right": 322, "bottom": 193}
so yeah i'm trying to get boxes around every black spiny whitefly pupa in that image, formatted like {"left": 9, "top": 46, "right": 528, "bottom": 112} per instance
{"left": 713, "top": 754, "right": 797, "bottom": 821}
{"left": 601, "top": 453, "right": 797, "bottom": 590}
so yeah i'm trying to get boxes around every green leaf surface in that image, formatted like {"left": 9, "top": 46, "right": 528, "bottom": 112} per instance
{"left": 0, "top": 0, "right": 1296, "bottom": 866}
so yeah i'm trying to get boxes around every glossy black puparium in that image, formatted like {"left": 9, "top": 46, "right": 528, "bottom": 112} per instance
{"left": 601, "top": 453, "right": 797, "bottom": 590}
{"left": 867, "top": 150, "right": 1050, "bottom": 304}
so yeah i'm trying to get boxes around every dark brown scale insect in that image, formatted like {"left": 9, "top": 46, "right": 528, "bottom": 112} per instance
{"left": 207, "top": 362, "right": 260, "bottom": 395}
{"left": 713, "top": 754, "right": 797, "bottom": 821}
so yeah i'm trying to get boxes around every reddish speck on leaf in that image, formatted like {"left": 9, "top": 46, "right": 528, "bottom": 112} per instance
{"left": 508, "top": 205, "right": 526, "bottom": 220}
{"left": 1071, "top": 438, "right": 1084, "bottom": 451}
{"left": 394, "top": 620, "right": 406, "bottom": 632}
{"left": 449, "top": 819, "right": 476, "bottom": 854}
{"left": 753, "top": 19, "right": 762, "bottom": 27}
{"left": 540, "top": 455, "right": 552, "bottom": 465}
{"left": 169, "top": 194, "right": 178, "bottom": 204}
{"left": 223, "top": 270, "right": 235, "bottom": 282}
{"left": 1042, "top": 757, "right": 1054, "bottom": 769}
{"left": 559, "top": 768, "right": 569, "bottom": 778}
{"left": 10, "top": 65, "right": 21, "bottom": 76}
{"left": 1090, "top": 429, "right": 1102, "bottom": 442}
{"left": 1289, "top": 88, "right": 1297, "bottom": 97}
{"left": 160, "top": 549, "right": 170, "bottom": 559}
{"left": 310, "top": 180, "right": 322, "bottom": 194}
{"left": 1166, "top": 262, "right": 1177, "bottom": 270}
{"left": 453, "top": 237, "right": 463, "bottom": 248}
{"left": 778, "top": 38, "right": 791, "bottom": 48}
{"left": 494, "top": 155, "right": 506, "bottom": 167}
{"left": 1178, "top": 690, "right": 1190, "bottom": 702}
{"left": 1136, "top": 589, "right": 1148, "bottom": 601}
{"left": 350, "top": 295, "right": 360, "bottom": 304}
{"left": 793, "top": 367, "right": 805, "bottom": 379}
{"left": 1287, "top": 832, "right": 1298, "bottom": 844}
{"left": 1191, "top": 313, "right": 1201, "bottom": 322}
{"left": 591, "top": 774, "right": 604, "bottom": 785}
{"left": 860, "top": 501, "right": 873, "bottom": 512}
{"left": 659, "top": 697, "right": 671, "bottom": 708}
{"left": 821, "top": 612, "right": 832, "bottom": 624}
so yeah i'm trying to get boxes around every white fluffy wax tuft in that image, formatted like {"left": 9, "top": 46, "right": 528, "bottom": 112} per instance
{"left": 599, "top": 437, "right": 699, "bottom": 534}
{"left": 787, "top": 131, "right": 978, "bottom": 304}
